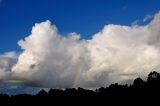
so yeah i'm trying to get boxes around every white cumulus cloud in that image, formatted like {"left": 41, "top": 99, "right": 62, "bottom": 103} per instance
{"left": 0, "top": 11, "right": 160, "bottom": 88}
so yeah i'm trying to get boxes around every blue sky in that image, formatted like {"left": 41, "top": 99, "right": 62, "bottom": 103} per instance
{"left": 0, "top": 0, "right": 160, "bottom": 53}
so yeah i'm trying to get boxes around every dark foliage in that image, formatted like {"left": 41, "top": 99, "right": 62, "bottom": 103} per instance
{"left": 1, "top": 71, "right": 160, "bottom": 104}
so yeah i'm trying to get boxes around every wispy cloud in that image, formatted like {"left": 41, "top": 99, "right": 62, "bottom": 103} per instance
{"left": 131, "top": 19, "right": 140, "bottom": 26}
{"left": 143, "top": 14, "right": 153, "bottom": 22}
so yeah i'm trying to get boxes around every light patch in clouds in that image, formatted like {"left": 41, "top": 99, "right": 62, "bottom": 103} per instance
{"left": 0, "top": 11, "right": 160, "bottom": 88}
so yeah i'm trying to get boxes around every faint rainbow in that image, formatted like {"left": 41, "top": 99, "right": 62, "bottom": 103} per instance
{"left": 71, "top": 69, "right": 82, "bottom": 88}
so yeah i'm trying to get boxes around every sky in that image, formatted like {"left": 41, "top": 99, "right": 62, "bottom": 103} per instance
{"left": 0, "top": 0, "right": 160, "bottom": 94}
{"left": 0, "top": 0, "right": 160, "bottom": 53}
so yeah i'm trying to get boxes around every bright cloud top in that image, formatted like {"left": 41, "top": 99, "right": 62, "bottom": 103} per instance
{"left": 0, "top": 11, "right": 160, "bottom": 88}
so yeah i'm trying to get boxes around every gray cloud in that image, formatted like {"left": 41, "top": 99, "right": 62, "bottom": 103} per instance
{"left": 0, "top": 52, "right": 18, "bottom": 80}
{"left": 0, "top": 11, "right": 160, "bottom": 88}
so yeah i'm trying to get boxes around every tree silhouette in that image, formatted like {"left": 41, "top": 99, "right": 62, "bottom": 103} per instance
{"left": 147, "top": 71, "right": 160, "bottom": 83}
{"left": 133, "top": 77, "right": 145, "bottom": 88}
{"left": 37, "top": 89, "right": 47, "bottom": 96}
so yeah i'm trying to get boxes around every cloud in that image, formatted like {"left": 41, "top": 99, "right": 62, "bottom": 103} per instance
{"left": 131, "top": 19, "right": 140, "bottom": 26}
{"left": 143, "top": 14, "right": 153, "bottom": 22}
{"left": 0, "top": 11, "right": 160, "bottom": 88}
{"left": 0, "top": 51, "right": 18, "bottom": 73}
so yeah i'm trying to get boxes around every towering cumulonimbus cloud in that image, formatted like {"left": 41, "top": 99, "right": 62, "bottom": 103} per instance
{"left": 0, "top": 11, "right": 160, "bottom": 88}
